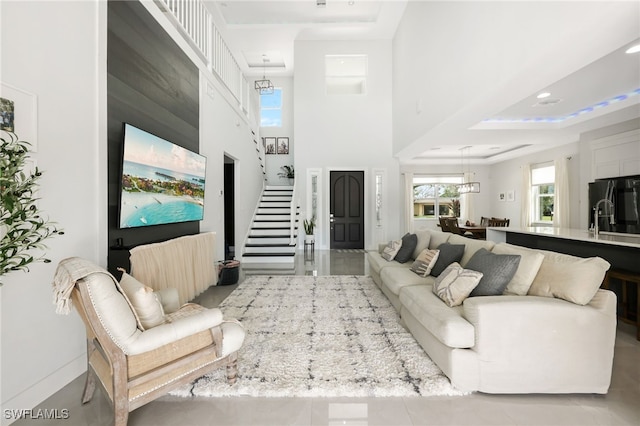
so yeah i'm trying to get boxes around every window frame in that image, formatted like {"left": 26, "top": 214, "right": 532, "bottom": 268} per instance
{"left": 530, "top": 163, "right": 555, "bottom": 225}
{"left": 412, "top": 175, "right": 464, "bottom": 220}
{"left": 260, "top": 87, "right": 283, "bottom": 127}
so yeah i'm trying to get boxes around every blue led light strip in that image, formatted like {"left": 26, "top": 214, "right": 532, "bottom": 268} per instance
{"left": 482, "top": 88, "right": 640, "bottom": 124}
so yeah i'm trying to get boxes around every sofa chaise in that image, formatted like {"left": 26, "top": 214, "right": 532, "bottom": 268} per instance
{"left": 367, "top": 228, "right": 616, "bottom": 394}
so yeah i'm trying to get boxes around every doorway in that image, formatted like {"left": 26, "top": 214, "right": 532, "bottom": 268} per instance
{"left": 223, "top": 155, "right": 235, "bottom": 259}
{"left": 330, "top": 171, "right": 365, "bottom": 249}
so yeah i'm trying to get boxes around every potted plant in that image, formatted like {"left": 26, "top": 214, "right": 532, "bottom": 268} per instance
{"left": 278, "top": 165, "right": 295, "bottom": 185}
{"left": 303, "top": 217, "right": 315, "bottom": 243}
{"left": 0, "top": 132, "right": 63, "bottom": 285}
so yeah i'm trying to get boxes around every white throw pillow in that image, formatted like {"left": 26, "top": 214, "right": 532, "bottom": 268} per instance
{"left": 492, "top": 243, "right": 545, "bottom": 296}
{"left": 528, "top": 252, "right": 610, "bottom": 305}
{"left": 381, "top": 239, "right": 403, "bottom": 261}
{"left": 432, "top": 262, "right": 483, "bottom": 307}
{"left": 119, "top": 272, "right": 166, "bottom": 330}
{"left": 410, "top": 249, "right": 440, "bottom": 277}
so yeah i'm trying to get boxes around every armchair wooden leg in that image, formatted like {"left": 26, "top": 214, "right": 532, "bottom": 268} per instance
{"left": 82, "top": 339, "right": 96, "bottom": 404}
{"left": 81, "top": 370, "right": 96, "bottom": 404}
{"left": 226, "top": 354, "right": 238, "bottom": 385}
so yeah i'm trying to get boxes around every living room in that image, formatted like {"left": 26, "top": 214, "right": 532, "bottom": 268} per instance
{"left": 1, "top": 1, "right": 639, "bottom": 425}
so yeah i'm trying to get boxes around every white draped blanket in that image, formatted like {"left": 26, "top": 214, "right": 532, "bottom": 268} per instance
{"left": 170, "top": 275, "right": 466, "bottom": 398}
{"left": 129, "top": 232, "right": 216, "bottom": 305}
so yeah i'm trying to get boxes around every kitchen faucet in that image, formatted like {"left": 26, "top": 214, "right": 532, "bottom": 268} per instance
{"left": 593, "top": 198, "right": 615, "bottom": 236}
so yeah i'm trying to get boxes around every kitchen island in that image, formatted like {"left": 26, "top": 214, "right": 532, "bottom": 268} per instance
{"left": 487, "top": 226, "right": 640, "bottom": 272}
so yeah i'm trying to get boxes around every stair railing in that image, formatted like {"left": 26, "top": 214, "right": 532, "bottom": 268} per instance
{"left": 290, "top": 179, "right": 298, "bottom": 246}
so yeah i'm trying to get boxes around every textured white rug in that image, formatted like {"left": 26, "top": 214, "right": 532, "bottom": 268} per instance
{"left": 171, "top": 275, "right": 466, "bottom": 398}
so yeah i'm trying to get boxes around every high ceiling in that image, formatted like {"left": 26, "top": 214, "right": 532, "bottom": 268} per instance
{"left": 205, "top": 0, "right": 640, "bottom": 165}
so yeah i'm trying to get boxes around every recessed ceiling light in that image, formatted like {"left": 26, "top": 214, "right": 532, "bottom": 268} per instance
{"left": 626, "top": 44, "right": 640, "bottom": 54}
{"left": 537, "top": 92, "right": 551, "bottom": 99}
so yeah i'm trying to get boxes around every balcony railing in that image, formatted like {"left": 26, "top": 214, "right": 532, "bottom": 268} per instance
{"left": 157, "top": 0, "right": 249, "bottom": 111}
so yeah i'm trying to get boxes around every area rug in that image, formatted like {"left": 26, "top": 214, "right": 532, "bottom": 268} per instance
{"left": 170, "top": 275, "right": 466, "bottom": 398}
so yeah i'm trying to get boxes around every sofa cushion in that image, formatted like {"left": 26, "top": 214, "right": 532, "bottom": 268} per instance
{"left": 428, "top": 230, "right": 451, "bottom": 250}
{"left": 430, "top": 243, "right": 465, "bottom": 277}
{"left": 410, "top": 249, "right": 440, "bottom": 277}
{"left": 368, "top": 251, "right": 398, "bottom": 275}
{"left": 528, "top": 251, "right": 610, "bottom": 305}
{"left": 433, "top": 262, "right": 483, "bottom": 307}
{"left": 119, "top": 272, "right": 166, "bottom": 330}
{"left": 491, "top": 243, "right": 545, "bottom": 295}
{"left": 381, "top": 239, "right": 403, "bottom": 261}
{"left": 466, "top": 249, "right": 521, "bottom": 297}
{"left": 395, "top": 233, "right": 418, "bottom": 263}
{"left": 399, "top": 285, "right": 475, "bottom": 348}
{"left": 448, "top": 234, "right": 496, "bottom": 267}
{"left": 412, "top": 229, "right": 432, "bottom": 260}
{"left": 381, "top": 266, "right": 435, "bottom": 296}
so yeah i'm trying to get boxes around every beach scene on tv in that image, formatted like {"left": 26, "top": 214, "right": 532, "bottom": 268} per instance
{"left": 119, "top": 124, "right": 206, "bottom": 228}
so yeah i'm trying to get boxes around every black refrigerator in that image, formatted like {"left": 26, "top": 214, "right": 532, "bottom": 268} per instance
{"left": 588, "top": 175, "right": 640, "bottom": 235}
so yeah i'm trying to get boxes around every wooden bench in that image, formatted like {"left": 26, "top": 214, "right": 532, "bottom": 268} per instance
{"left": 602, "top": 269, "right": 640, "bottom": 341}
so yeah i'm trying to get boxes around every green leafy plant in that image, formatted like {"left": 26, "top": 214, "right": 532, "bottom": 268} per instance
{"left": 303, "top": 217, "right": 315, "bottom": 235}
{"left": 0, "top": 132, "right": 63, "bottom": 284}
{"left": 277, "top": 165, "right": 295, "bottom": 179}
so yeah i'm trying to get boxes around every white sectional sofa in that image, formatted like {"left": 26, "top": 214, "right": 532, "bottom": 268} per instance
{"left": 367, "top": 228, "right": 617, "bottom": 394}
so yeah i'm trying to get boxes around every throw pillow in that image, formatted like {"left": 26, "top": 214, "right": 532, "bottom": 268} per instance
{"left": 430, "top": 243, "right": 465, "bottom": 277}
{"left": 410, "top": 249, "right": 440, "bottom": 277}
{"left": 491, "top": 243, "right": 545, "bottom": 295}
{"left": 394, "top": 233, "right": 418, "bottom": 263}
{"left": 466, "top": 248, "right": 521, "bottom": 297}
{"left": 119, "top": 272, "right": 166, "bottom": 330}
{"left": 528, "top": 252, "right": 610, "bottom": 305}
{"left": 432, "top": 262, "right": 483, "bottom": 307}
{"left": 381, "top": 239, "right": 403, "bottom": 261}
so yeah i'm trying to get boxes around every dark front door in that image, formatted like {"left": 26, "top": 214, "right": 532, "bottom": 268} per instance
{"left": 330, "top": 171, "right": 364, "bottom": 249}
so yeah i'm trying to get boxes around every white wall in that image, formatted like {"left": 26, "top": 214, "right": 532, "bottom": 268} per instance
{"left": 487, "top": 118, "right": 640, "bottom": 230}
{"left": 489, "top": 143, "right": 581, "bottom": 228}
{"left": 259, "top": 77, "right": 295, "bottom": 185}
{"left": 294, "top": 40, "right": 401, "bottom": 249}
{"left": 199, "top": 73, "right": 265, "bottom": 258}
{"left": 392, "top": 1, "right": 640, "bottom": 158}
{"left": 0, "top": 1, "right": 106, "bottom": 423}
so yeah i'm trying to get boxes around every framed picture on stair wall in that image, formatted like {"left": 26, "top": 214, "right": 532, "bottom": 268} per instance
{"left": 264, "top": 137, "right": 276, "bottom": 154}
{"left": 277, "top": 137, "right": 289, "bottom": 154}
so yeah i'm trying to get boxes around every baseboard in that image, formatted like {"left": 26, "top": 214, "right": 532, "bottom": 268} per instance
{"left": 1, "top": 354, "right": 86, "bottom": 426}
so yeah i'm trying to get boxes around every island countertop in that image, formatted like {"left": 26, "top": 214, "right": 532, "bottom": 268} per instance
{"left": 487, "top": 226, "right": 640, "bottom": 249}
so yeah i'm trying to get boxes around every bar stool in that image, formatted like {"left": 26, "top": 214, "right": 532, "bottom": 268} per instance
{"left": 602, "top": 269, "right": 640, "bottom": 341}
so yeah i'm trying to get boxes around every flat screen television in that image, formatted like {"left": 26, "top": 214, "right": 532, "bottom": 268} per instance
{"left": 118, "top": 123, "right": 207, "bottom": 229}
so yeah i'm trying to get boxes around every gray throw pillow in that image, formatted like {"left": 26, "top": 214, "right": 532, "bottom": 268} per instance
{"left": 466, "top": 248, "right": 521, "bottom": 296}
{"left": 394, "top": 233, "right": 418, "bottom": 263}
{"left": 430, "top": 243, "right": 465, "bottom": 277}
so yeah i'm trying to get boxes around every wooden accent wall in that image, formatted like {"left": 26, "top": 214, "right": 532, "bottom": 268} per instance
{"left": 107, "top": 0, "right": 200, "bottom": 275}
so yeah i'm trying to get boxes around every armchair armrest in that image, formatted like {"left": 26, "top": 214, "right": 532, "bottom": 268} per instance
{"left": 124, "top": 307, "right": 224, "bottom": 355}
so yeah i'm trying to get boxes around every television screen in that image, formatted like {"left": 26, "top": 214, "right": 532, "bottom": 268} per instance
{"left": 119, "top": 123, "right": 206, "bottom": 228}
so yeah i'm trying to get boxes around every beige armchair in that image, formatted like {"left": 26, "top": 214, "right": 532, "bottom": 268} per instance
{"left": 54, "top": 258, "right": 244, "bottom": 426}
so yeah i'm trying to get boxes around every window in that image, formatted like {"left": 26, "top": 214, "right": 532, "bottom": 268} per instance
{"left": 260, "top": 88, "right": 282, "bottom": 127}
{"left": 413, "top": 176, "right": 463, "bottom": 219}
{"left": 325, "top": 55, "right": 367, "bottom": 95}
{"left": 531, "top": 164, "right": 555, "bottom": 223}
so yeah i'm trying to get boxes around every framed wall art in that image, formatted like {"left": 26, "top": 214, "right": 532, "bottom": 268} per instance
{"left": 0, "top": 82, "right": 38, "bottom": 151}
{"left": 264, "top": 137, "right": 276, "bottom": 154}
{"left": 277, "top": 137, "right": 289, "bottom": 155}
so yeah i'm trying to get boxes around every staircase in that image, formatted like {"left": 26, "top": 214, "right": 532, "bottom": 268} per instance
{"left": 242, "top": 185, "right": 298, "bottom": 272}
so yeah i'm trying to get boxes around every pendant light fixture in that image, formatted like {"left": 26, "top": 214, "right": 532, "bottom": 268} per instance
{"left": 254, "top": 55, "right": 274, "bottom": 95}
{"left": 457, "top": 146, "right": 480, "bottom": 194}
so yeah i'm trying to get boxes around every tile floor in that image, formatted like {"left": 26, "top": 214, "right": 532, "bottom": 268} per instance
{"left": 17, "top": 250, "right": 640, "bottom": 426}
